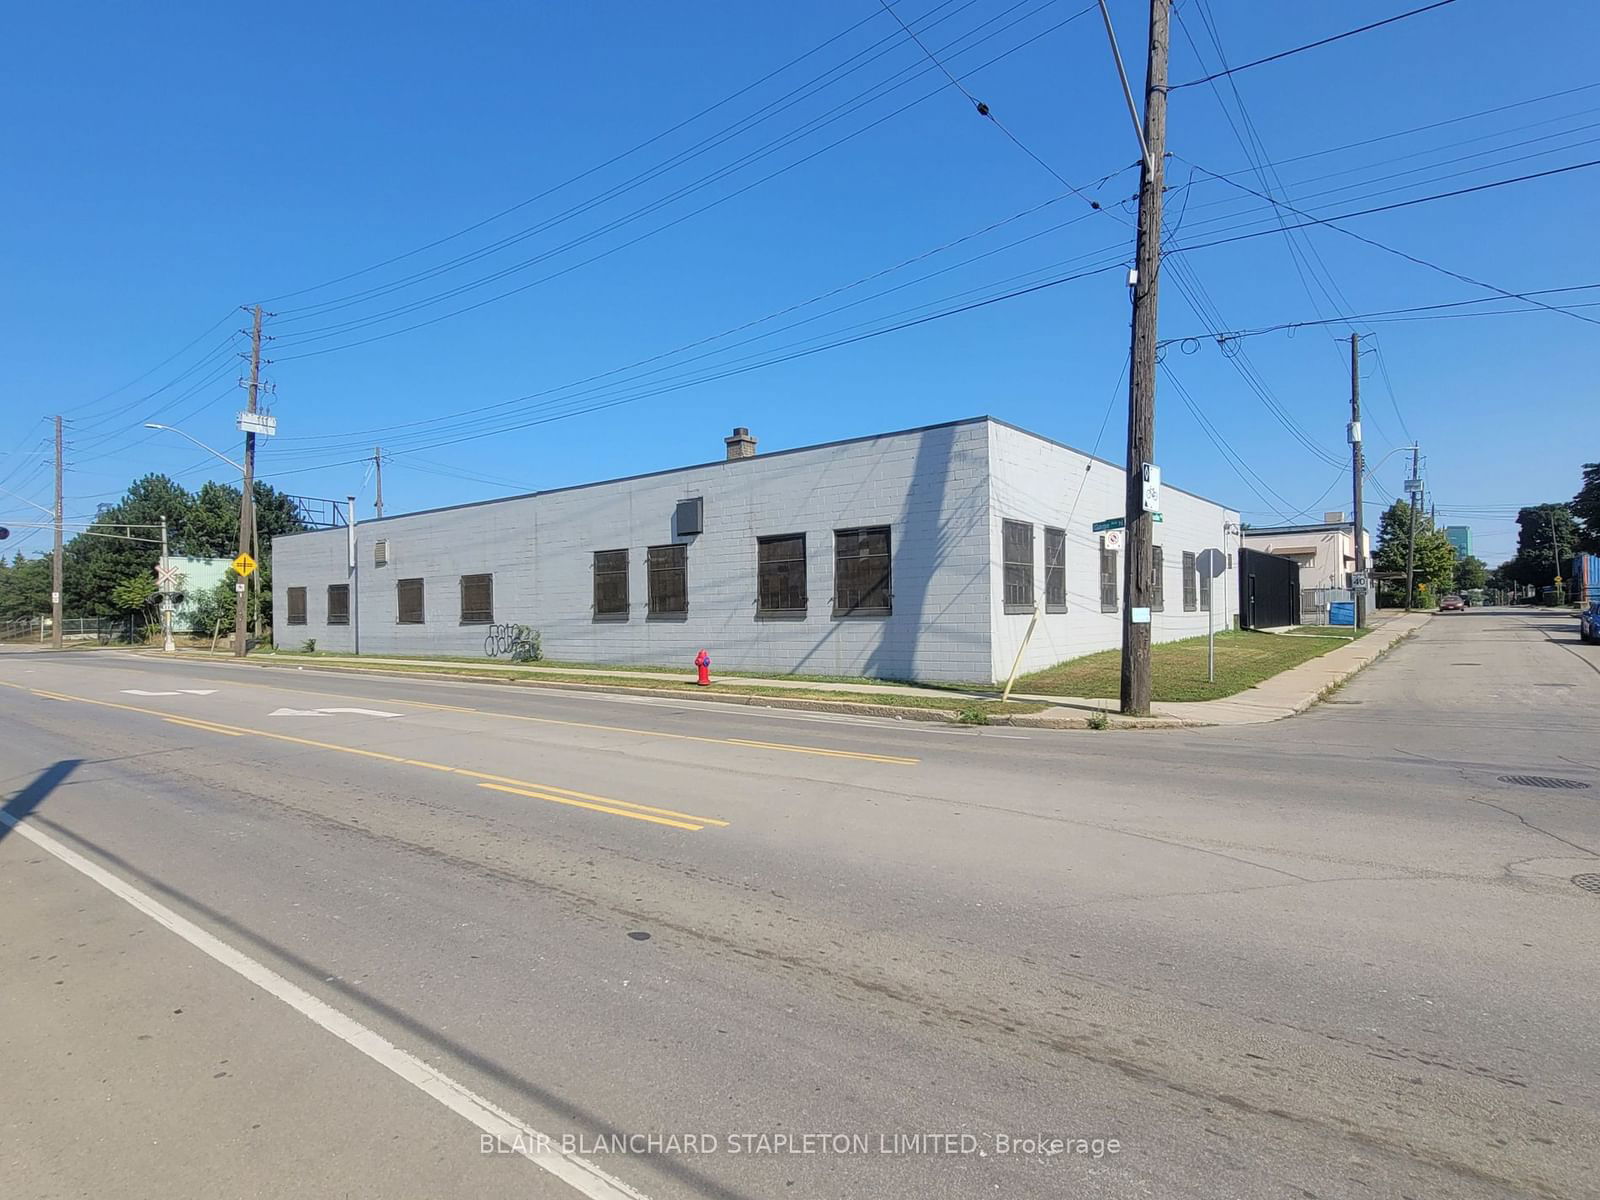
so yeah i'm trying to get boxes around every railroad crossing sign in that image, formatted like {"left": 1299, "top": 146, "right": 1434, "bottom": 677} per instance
{"left": 232, "top": 552, "right": 257, "bottom": 577}
{"left": 155, "top": 564, "right": 181, "bottom": 590}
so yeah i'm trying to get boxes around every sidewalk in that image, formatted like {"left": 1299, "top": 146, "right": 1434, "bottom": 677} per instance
{"left": 140, "top": 611, "right": 1429, "bottom": 729}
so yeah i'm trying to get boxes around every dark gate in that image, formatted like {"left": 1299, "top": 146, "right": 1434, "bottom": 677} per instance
{"left": 1239, "top": 548, "right": 1301, "bottom": 630}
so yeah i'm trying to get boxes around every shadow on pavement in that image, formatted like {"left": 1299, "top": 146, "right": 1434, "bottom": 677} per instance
{"left": 29, "top": 814, "right": 757, "bottom": 1200}
{"left": 0, "top": 759, "right": 81, "bottom": 845}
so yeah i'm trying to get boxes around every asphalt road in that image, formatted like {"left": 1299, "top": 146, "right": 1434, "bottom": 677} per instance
{"left": 2, "top": 607, "right": 1597, "bottom": 1199}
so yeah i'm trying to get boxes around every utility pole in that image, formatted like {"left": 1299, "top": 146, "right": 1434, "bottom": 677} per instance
{"left": 1118, "top": 0, "right": 1170, "bottom": 718}
{"left": 1405, "top": 444, "right": 1419, "bottom": 609}
{"left": 1348, "top": 334, "right": 1366, "bottom": 627}
{"left": 235, "top": 305, "right": 261, "bottom": 658}
{"left": 1549, "top": 508, "right": 1565, "bottom": 605}
{"left": 374, "top": 446, "right": 384, "bottom": 519}
{"left": 51, "top": 415, "right": 63, "bottom": 649}
{"left": 159, "top": 515, "right": 175, "bottom": 653}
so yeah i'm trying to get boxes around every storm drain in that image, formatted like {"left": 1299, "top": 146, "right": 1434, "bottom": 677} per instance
{"left": 1498, "top": 775, "right": 1592, "bottom": 790}
{"left": 1573, "top": 874, "right": 1600, "bottom": 895}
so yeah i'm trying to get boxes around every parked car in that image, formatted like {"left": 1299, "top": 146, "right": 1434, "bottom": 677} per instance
{"left": 1581, "top": 602, "right": 1600, "bottom": 644}
{"left": 1438, "top": 594, "right": 1465, "bottom": 612}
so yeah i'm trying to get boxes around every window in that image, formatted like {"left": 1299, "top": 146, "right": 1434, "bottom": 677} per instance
{"left": 1044, "top": 527, "right": 1067, "bottom": 612}
{"left": 1099, "top": 546, "right": 1118, "bottom": 612}
{"left": 326, "top": 584, "right": 350, "bottom": 626}
{"left": 286, "top": 587, "right": 306, "bottom": 626}
{"left": 647, "top": 544, "right": 687, "bottom": 616}
{"left": 374, "top": 539, "right": 389, "bottom": 568}
{"left": 1151, "top": 545, "right": 1164, "bottom": 612}
{"left": 1199, "top": 564, "right": 1214, "bottom": 613}
{"left": 593, "top": 550, "right": 629, "bottom": 617}
{"left": 459, "top": 573, "right": 493, "bottom": 624}
{"left": 834, "top": 526, "right": 892, "bottom": 616}
{"left": 1002, "top": 520, "right": 1034, "bottom": 611}
{"left": 397, "top": 577, "right": 424, "bottom": 624}
{"left": 1183, "top": 551, "right": 1198, "bottom": 611}
{"left": 757, "top": 534, "right": 807, "bottom": 614}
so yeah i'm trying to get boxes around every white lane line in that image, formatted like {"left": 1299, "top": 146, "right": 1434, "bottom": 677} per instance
{"left": 268, "top": 706, "right": 401, "bottom": 718}
{"left": 122, "top": 689, "right": 218, "bottom": 696}
{"left": 0, "top": 810, "right": 650, "bottom": 1200}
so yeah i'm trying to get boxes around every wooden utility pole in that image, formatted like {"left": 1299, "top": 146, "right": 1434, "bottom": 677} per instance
{"left": 235, "top": 305, "right": 261, "bottom": 657}
{"left": 1348, "top": 334, "right": 1367, "bottom": 627}
{"left": 1405, "top": 445, "right": 1419, "bottom": 608}
{"left": 1118, "top": 0, "right": 1170, "bottom": 717}
{"left": 51, "top": 415, "right": 63, "bottom": 649}
{"left": 374, "top": 446, "right": 384, "bottom": 519}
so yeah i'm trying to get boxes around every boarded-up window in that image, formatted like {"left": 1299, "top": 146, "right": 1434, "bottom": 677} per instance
{"left": 757, "top": 534, "right": 806, "bottom": 613}
{"left": 834, "top": 527, "right": 891, "bottom": 616}
{"left": 1183, "top": 551, "right": 1198, "bottom": 611}
{"left": 1002, "top": 520, "right": 1033, "bottom": 610}
{"left": 593, "top": 550, "right": 628, "bottom": 617}
{"left": 647, "top": 544, "right": 687, "bottom": 616}
{"left": 459, "top": 573, "right": 493, "bottom": 624}
{"left": 1099, "top": 547, "right": 1118, "bottom": 612}
{"left": 326, "top": 584, "right": 350, "bottom": 625}
{"left": 1151, "top": 545, "right": 1164, "bottom": 612}
{"left": 397, "top": 578, "right": 424, "bottom": 624}
{"left": 1044, "top": 527, "right": 1066, "bottom": 612}
{"left": 286, "top": 587, "right": 307, "bottom": 626}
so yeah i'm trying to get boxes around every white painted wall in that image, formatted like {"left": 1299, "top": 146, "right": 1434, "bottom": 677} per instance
{"left": 274, "top": 420, "right": 993, "bottom": 681}
{"left": 985, "top": 421, "right": 1239, "bottom": 681}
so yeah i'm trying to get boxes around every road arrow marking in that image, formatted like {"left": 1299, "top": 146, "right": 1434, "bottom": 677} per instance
{"left": 121, "top": 689, "right": 218, "bottom": 696}
{"left": 268, "top": 706, "right": 401, "bottom": 718}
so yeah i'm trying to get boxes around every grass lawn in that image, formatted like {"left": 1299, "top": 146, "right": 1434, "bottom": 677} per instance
{"left": 1015, "top": 625, "right": 1370, "bottom": 703}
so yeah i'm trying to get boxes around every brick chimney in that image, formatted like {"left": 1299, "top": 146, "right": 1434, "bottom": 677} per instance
{"left": 724, "top": 426, "right": 757, "bottom": 460}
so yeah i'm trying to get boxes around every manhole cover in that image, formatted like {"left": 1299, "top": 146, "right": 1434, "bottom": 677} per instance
{"left": 1574, "top": 874, "right": 1600, "bottom": 895}
{"left": 1498, "top": 775, "right": 1592, "bottom": 790}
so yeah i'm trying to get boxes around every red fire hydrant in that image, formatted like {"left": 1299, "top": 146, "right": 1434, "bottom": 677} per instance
{"left": 695, "top": 648, "right": 711, "bottom": 687}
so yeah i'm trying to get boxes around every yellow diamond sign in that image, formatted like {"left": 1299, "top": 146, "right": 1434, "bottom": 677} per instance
{"left": 232, "top": 552, "right": 257, "bottom": 578}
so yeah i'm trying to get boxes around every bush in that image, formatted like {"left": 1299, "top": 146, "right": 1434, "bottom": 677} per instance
{"left": 1086, "top": 710, "right": 1109, "bottom": 731}
{"left": 956, "top": 703, "right": 990, "bottom": 725}
{"left": 301, "top": 638, "right": 317, "bottom": 654}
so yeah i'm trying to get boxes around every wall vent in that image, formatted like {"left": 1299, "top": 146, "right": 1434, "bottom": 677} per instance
{"left": 675, "top": 497, "right": 704, "bottom": 536}
{"left": 374, "top": 539, "right": 389, "bottom": 567}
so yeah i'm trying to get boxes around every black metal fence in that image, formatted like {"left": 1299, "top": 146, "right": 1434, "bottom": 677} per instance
{"left": 1239, "top": 548, "right": 1302, "bottom": 630}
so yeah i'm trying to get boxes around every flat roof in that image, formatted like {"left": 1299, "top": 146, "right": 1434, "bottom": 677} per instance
{"left": 277, "top": 415, "right": 1236, "bottom": 540}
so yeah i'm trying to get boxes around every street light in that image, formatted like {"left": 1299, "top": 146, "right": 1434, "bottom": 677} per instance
{"left": 145, "top": 423, "right": 251, "bottom": 656}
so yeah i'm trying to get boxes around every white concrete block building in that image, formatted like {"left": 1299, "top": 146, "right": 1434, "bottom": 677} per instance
{"left": 272, "top": 418, "right": 1239, "bottom": 683}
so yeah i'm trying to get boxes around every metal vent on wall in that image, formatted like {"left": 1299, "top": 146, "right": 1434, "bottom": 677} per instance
{"left": 374, "top": 539, "right": 389, "bottom": 567}
{"left": 675, "top": 497, "right": 704, "bottom": 536}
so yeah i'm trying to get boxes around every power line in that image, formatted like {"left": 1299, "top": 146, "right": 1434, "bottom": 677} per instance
{"left": 1178, "top": 157, "right": 1600, "bottom": 327}
{"left": 257, "top": 0, "right": 962, "bottom": 306}
{"left": 1171, "top": 0, "right": 1463, "bottom": 89}
{"left": 270, "top": 3, "right": 1099, "bottom": 361}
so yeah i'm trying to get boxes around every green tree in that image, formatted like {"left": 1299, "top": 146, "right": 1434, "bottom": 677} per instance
{"left": 0, "top": 552, "right": 52, "bottom": 620}
{"left": 1572, "top": 463, "right": 1600, "bottom": 553}
{"left": 1453, "top": 554, "right": 1488, "bottom": 593}
{"left": 1505, "top": 504, "right": 1579, "bottom": 593}
{"left": 110, "top": 573, "right": 159, "bottom": 615}
{"left": 186, "top": 575, "right": 238, "bottom": 638}
{"left": 1372, "top": 499, "right": 1456, "bottom": 607}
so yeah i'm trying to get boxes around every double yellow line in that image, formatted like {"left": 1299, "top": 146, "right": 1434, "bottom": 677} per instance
{"left": 3, "top": 682, "right": 727, "bottom": 832}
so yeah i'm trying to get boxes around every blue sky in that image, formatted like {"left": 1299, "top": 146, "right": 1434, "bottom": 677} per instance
{"left": 3, "top": 0, "right": 1596, "bottom": 566}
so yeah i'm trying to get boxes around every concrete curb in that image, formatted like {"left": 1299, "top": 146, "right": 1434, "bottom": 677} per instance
{"left": 125, "top": 619, "right": 1429, "bottom": 731}
{"left": 124, "top": 650, "right": 1200, "bottom": 731}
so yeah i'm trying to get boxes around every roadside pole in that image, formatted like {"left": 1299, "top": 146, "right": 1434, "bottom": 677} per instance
{"left": 1117, "top": 0, "right": 1170, "bottom": 718}
{"left": 1348, "top": 335, "right": 1366, "bottom": 628}
{"left": 1405, "top": 446, "right": 1419, "bottom": 609}
{"left": 52, "top": 414, "right": 63, "bottom": 649}
{"left": 348, "top": 495, "right": 360, "bottom": 656}
{"left": 235, "top": 305, "right": 262, "bottom": 657}
{"left": 160, "top": 515, "right": 175, "bottom": 653}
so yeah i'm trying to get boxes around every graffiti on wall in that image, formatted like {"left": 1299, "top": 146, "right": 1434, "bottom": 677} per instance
{"left": 484, "top": 622, "right": 541, "bottom": 661}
